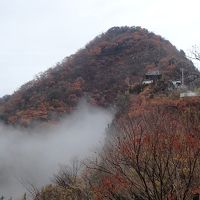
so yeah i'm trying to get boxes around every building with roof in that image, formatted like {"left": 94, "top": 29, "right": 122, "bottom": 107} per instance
{"left": 142, "top": 69, "right": 162, "bottom": 85}
{"left": 145, "top": 70, "right": 162, "bottom": 80}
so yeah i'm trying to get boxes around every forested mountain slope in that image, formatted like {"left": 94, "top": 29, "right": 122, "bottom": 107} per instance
{"left": 0, "top": 26, "right": 199, "bottom": 126}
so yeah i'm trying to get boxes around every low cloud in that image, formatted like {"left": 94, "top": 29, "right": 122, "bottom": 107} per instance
{"left": 0, "top": 100, "right": 114, "bottom": 198}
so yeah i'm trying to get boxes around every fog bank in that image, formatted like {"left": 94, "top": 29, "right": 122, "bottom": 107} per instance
{"left": 0, "top": 101, "right": 114, "bottom": 198}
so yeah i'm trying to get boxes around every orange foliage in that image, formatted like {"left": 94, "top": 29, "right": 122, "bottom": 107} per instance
{"left": 0, "top": 26, "right": 198, "bottom": 126}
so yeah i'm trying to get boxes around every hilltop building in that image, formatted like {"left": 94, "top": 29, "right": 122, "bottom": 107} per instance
{"left": 145, "top": 70, "right": 162, "bottom": 80}
{"left": 180, "top": 91, "right": 200, "bottom": 98}
{"left": 171, "top": 80, "right": 181, "bottom": 88}
{"left": 142, "top": 69, "right": 162, "bottom": 85}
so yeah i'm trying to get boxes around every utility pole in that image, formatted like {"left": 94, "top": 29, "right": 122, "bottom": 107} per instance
{"left": 181, "top": 68, "right": 184, "bottom": 86}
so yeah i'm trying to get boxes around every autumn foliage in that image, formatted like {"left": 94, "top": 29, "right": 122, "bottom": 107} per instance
{"left": 0, "top": 26, "right": 200, "bottom": 199}
{"left": 33, "top": 97, "right": 200, "bottom": 200}
{"left": 88, "top": 102, "right": 200, "bottom": 200}
{"left": 0, "top": 26, "right": 199, "bottom": 126}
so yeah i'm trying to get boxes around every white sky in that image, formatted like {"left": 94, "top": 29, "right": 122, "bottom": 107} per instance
{"left": 0, "top": 0, "right": 200, "bottom": 96}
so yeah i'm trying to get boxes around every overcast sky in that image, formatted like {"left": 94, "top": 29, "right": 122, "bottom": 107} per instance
{"left": 0, "top": 0, "right": 200, "bottom": 96}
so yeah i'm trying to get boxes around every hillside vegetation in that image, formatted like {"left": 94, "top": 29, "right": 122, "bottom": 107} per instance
{"left": 33, "top": 96, "right": 200, "bottom": 200}
{"left": 1, "top": 26, "right": 200, "bottom": 199}
{"left": 0, "top": 26, "right": 199, "bottom": 126}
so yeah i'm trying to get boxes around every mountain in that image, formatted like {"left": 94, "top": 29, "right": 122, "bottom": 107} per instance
{"left": 0, "top": 26, "right": 199, "bottom": 126}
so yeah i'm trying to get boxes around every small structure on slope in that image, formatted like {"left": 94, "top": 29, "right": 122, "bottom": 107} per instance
{"left": 142, "top": 69, "right": 162, "bottom": 85}
{"left": 171, "top": 80, "right": 181, "bottom": 88}
{"left": 180, "top": 91, "right": 200, "bottom": 98}
{"left": 145, "top": 70, "right": 162, "bottom": 80}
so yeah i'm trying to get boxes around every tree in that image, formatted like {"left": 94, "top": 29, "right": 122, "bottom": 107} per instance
{"left": 189, "top": 45, "right": 200, "bottom": 61}
{"left": 87, "top": 107, "right": 200, "bottom": 200}
{"left": 34, "top": 159, "right": 93, "bottom": 200}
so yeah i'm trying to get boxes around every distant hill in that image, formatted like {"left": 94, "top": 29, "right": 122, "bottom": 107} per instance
{"left": 0, "top": 26, "right": 199, "bottom": 126}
